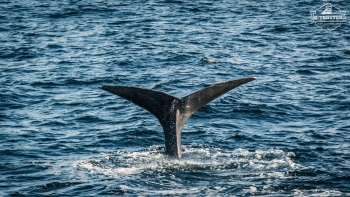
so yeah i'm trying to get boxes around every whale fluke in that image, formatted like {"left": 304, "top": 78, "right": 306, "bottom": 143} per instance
{"left": 100, "top": 77, "right": 256, "bottom": 159}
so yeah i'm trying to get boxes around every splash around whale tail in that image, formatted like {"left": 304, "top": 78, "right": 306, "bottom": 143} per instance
{"left": 100, "top": 77, "right": 256, "bottom": 159}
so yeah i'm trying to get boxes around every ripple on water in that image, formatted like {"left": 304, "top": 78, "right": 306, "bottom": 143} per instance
{"left": 1, "top": 0, "right": 350, "bottom": 196}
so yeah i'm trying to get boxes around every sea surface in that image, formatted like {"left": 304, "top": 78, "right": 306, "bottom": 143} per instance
{"left": 1, "top": 0, "right": 350, "bottom": 196}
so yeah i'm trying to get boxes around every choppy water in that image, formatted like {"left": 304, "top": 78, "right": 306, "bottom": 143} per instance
{"left": 1, "top": 0, "right": 350, "bottom": 196}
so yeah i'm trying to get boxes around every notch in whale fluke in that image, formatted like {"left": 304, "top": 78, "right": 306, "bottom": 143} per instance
{"left": 100, "top": 77, "right": 256, "bottom": 159}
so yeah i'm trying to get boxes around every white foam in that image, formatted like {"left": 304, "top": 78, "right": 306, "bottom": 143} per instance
{"left": 73, "top": 146, "right": 302, "bottom": 178}
{"left": 202, "top": 57, "right": 218, "bottom": 64}
{"left": 249, "top": 186, "right": 257, "bottom": 194}
{"left": 292, "top": 189, "right": 344, "bottom": 197}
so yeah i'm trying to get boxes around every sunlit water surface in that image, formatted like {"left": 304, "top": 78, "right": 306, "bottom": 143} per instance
{"left": 1, "top": 0, "right": 350, "bottom": 196}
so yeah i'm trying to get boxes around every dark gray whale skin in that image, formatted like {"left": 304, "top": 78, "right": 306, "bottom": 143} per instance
{"left": 100, "top": 77, "right": 256, "bottom": 159}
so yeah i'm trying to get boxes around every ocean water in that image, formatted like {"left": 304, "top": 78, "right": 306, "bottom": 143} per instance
{"left": 1, "top": 0, "right": 349, "bottom": 196}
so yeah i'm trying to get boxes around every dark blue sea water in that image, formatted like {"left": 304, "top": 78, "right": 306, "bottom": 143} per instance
{"left": 1, "top": 0, "right": 350, "bottom": 196}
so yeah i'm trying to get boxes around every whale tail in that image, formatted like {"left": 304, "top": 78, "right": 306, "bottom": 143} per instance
{"left": 100, "top": 77, "right": 256, "bottom": 158}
